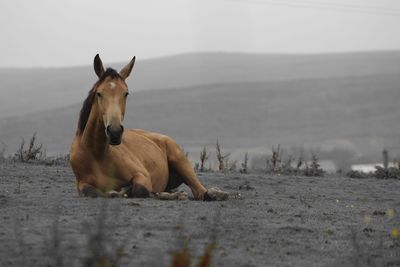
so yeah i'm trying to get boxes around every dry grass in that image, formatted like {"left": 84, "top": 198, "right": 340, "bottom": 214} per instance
{"left": 0, "top": 141, "right": 5, "bottom": 162}
{"left": 172, "top": 210, "right": 220, "bottom": 267}
{"left": 240, "top": 152, "right": 249, "bottom": 174}
{"left": 199, "top": 146, "right": 209, "bottom": 172}
{"left": 172, "top": 242, "right": 216, "bottom": 267}
{"left": 348, "top": 207, "right": 400, "bottom": 267}
{"left": 216, "top": 139, "right": 230, "bottom": 172}
{"left": 263, "top": 145, "right": 324, "bottom": 176}
{"left": 347, "top": 149, "right": 400, "bottom": 180}
{"left": 14, "top": 132, "right": 44, "bottom": 162}
{"left": 40, "top": 201, "right": 126, "bottom": 267}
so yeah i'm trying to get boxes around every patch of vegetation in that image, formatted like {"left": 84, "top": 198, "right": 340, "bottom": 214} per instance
{"left": 44, "top": 202, "right": 126, "bottom": 267}
{"left": 346, "top": 170, "right": 371, "bottom": 179}
{"left": 264, "top": 145, "right": 324, "bottom": 176}
{"left": 215, "top": 139, "right": 230, "bottom": 172}
{"left": 239, "top": 153, "right": 249, "bottom": 174}
{"left": 199, "top": 146, "right": 209, "bottom": 172}
{"left": 43, "top": 154, "right": 70, "bottom": 167}
{"left": 14, "top": 132, "right": 45, "bottom": 162}
{"left": 172, "top": 242, "right": 215, "bottom": 267}
{"left": 0, "top": 141, "right": 5, "bottom": 163}
{"left": 347, "top": 149, "right": 400, "bottom": 180}
{"left": 194, "top": 141, "right": 326, "bottom": 176}
{"left": 349, "top": 208, "right": 400, "bottom": 266}
{"left": 81, "top": 204, "right": 126, "bottom": 267}
{"left": 374, "top": 149, "right": 400, "bottom": 179}
{"left": 10, "top": 199, "right": 222, "bottom": 267}
{"left": 172, "top": 210, "right": 220, "bottom": 267}
{"left": 305, "top": 152, "right": 324, "bottom": 177}
{"left": 5, "top": 133, "right": 69, "bottom": 166}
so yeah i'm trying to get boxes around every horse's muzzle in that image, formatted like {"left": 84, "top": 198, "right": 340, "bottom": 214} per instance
{"left": 106, "top": 125, "right": 124, "bottom": 145}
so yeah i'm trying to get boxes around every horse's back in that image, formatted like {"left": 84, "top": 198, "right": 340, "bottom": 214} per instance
{"left": 126, "top": 129, "right": 180, "bottom": 154}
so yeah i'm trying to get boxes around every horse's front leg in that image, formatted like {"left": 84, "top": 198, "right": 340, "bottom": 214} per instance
{"left": 78, "top": 180, "right": 129, "bottom": 198}
{"left": 77, "top": 180, "right": 106, "bottom": 198}
{"left": 126, "top": 173, "right": 153, "bottom": 198}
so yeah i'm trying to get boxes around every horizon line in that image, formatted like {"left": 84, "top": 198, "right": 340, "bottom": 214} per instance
{"left": 1, "top": 49, "right": 400, "bottom": 69}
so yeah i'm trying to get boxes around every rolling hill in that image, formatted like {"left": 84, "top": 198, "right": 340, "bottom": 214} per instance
{"left": 0, "top": 51, "right": 399, "bottom": 169}
{"left": 1, "top": 51, "right": 400, "bottom": 117}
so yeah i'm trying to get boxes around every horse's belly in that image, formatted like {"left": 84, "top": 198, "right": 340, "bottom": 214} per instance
{"left": 146, "top": 156, "right": 169, "bottom": 192}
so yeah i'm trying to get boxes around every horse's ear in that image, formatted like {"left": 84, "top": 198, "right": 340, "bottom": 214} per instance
{"left": 119, "top": 56, "right": 136, "bottom": 80}
{"left": 94, "top": 54, "right": 105, "bottom": 78}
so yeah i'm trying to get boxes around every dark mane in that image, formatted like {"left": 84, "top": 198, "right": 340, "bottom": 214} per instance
{"left": 76, "top": 68, "right": 122, "bottom": 135}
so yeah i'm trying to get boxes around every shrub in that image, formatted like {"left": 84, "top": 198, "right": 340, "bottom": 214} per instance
{"left": 306, "top": 152, "right": 324, "bottom": 177}
{"left": 0, "top": 141, "right": 5, "bottom": 163}
{"left": 267, "top": 144, "right": 282, "bottom": 173}
{"left": 14, "top": 133, "right": 44, "bottom": 162}
{"left": 374, "top": 149, "right": 400, "bottom": 179}
{"left": 346, "top": 170, "right": 370, "bottom": 179}
{"left": 264, "top": 145, "right": 324, "bottom": 176}
{"left": 240, "top": 153, "right": 249, "bottom": 174}
{"left": 375, "top": 166, "right": 400, "bottom": 180}
{"left": 216, "top": 139, "right": 230, "bottom": 172}
{"left": 199, "top": 146, "right": 209, "bottom": 172}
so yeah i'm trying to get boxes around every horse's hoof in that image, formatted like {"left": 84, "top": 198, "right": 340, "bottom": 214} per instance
{"left": 107, "top": 190, "right": 120, "bottom": 198}
{"left": 80, "top": 186, "right": 100, "bottom": 198}
{"left": 177, "top": 191, "right": 188, "bottom": 201}
{"left": 204, "top": 187, "right": 229, "bottom": 201}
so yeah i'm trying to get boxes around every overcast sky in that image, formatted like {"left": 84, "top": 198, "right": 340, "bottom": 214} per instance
{"left": 0, "top": 0, "right": 399, "bottom": 67}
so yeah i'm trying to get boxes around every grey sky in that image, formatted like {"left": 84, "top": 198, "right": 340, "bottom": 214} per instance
{"left": 0, "top": 0, "right": 399, "bottom": 67}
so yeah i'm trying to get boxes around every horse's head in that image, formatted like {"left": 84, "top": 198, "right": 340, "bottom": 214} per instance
{"left": 93, "top": 54, "right": 135, "bottom": 145}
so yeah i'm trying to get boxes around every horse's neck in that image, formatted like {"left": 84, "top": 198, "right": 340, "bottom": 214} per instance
{"left": 81, "top": 104, "right": 108, "bottom": 157}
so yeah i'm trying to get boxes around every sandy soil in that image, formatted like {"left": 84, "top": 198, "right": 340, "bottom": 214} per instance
{"left": 0, "top": 162, "right": 399, "bottom": 267}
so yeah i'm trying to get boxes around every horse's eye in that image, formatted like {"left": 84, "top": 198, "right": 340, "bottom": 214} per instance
{"left": 96, "top": 92, "right": 103, "bottom": 98}
{"left": 124, "top": 92, "right": 129, "bottom": 97}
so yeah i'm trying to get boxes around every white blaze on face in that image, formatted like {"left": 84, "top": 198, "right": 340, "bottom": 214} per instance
{"left": 109, "top": 82, "right": 116, "bottom": 89}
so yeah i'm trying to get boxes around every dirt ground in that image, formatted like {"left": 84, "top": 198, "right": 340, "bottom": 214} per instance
{"left": 0, "top": 162, "right": 399, "bottom": 267}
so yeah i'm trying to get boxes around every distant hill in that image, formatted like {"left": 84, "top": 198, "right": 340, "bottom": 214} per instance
{"left": 1, "top": 51, "right": 399, "bottom": 170}
{"left": 0, "top": 67, "right": 399, "bottom": 169}
{"left": 1, "top": 51, "right": 400, "bottom": 117}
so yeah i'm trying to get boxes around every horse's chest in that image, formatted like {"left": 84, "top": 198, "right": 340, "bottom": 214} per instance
{"left": 98, "top": 159, "right": 132, "bottom": 181}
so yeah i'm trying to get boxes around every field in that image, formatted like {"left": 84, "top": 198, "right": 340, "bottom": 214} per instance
{"left": 1, "top": 162, "right": 399, "bottom": 266}
{"left": 0, "top": 51, "right": 399, "bottom": 266}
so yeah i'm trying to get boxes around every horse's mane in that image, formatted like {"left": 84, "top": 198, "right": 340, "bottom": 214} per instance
{"left": 76, "top": 68, "right": 122, "bottom": 135}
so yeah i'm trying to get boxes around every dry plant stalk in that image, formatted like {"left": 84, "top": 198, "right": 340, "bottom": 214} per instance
{"left": 200, "top": 146, "right": 209, "bottom": 172}
{"left": 15, "top": 133, "right": 43, "bottom": 162}
{"left": 0, "top": 141, "right": 6, "bottom": 162}
{"left": 172, "top": 244, "right": 191, "bottom": 267}
{"left": 196, "top": 243, "right": 215, "bottom": 267}
{"left": 172, "top": 243, "right": 215, "bottom": 267}
{"left": 240, "top": 152, "right": 249, "bottom": 174}
{"left": 216, "top": 139, "right": 230, "bottom": 172}
{"left": 382, "top": 149, "right": 389, "bottom": 171}
{"left": 271, "top": 144, "right": 281, "bottom": 172}
{"left": 26, "top": 133, "right": 43, "bottom": 161}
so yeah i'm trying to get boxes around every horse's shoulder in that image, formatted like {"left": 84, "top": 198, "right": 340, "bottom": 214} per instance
{"left": 69, "top": 137, "right": 82, "bottom": 162}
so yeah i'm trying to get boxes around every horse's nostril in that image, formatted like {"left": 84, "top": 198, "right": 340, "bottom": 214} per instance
{"left": 107, "top": 125, "right": 123, "bottom": 139}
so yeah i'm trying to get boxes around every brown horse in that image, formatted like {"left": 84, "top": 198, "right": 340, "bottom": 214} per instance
{"left": 70, "top": 55, "right": 228, "bottom": 201}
